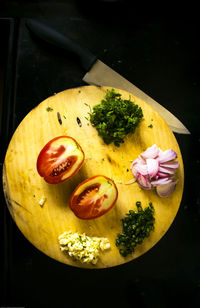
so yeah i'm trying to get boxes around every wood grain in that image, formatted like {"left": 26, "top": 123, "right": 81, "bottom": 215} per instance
{"left": 3, "top": 86, "right": 184, "bottom": 268}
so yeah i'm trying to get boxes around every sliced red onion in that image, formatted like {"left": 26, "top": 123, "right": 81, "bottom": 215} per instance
{"left": 131, "top": 167, "right": 137, "bottom": 178}
{"left": 131, "top": 156, "right": 146, "bottom": 166}
{"left": 141, "top": 144, "right": 160, "bottom": 159}
{"left": 137, "top": 173, "right": 152, "bottom": 190}
{"left": 131, "top": 158, "right": 140, "bottom": 170}
{"left": 146, "top": 158, "right": 159, "bottom": 178}
{"left": 131, "top": 157, "right": 147, "bottom": 176}
{"left": 131, "top": 162, "right": 138, "bottom": 177}
{"left": 158, "top": 149, "right": 177, "bottom": 163}
{"left": 151, "top": 177, "right": 173, "bottom": 186}
{"left": 130, "top": 144, "right": 179, "bottom": 197}
{"left": 158, "top": 166, "right": 176, "bottom": 175}
{"left": 156, "top": 181, "right": 177, "bottom": 198}
{"left": 131, "top": 159, "right": 138, "bottom": 167}
{"left": 157, "top": 172, "right": 169, "bottom": 178}
{"left": 160, "top": 161, "right": 180, "bottom": 169}
{"left": 134, "top": 163, "right": 148, "bottom": 175}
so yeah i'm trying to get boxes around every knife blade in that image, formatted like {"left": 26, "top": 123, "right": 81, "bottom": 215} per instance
{"left": 26, "top": 19, "right": 190, "bottom": 135}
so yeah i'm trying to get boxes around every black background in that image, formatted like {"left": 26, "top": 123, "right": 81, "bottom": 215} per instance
{"left": 0, "top": 1, "right": 200, "bottom": 307}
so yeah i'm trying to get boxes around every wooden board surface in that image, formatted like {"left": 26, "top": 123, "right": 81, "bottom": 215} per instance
{"left": 3, "top": 86, "right": 184, "bottom": 268}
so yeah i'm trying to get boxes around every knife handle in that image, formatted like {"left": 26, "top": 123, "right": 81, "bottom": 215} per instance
{"left": 26, "top": 19, "right": 97, "bottom": 71}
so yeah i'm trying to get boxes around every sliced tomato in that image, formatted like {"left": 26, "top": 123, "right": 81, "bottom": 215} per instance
{"left": 37, "top": 136, "right": 85, "bottom": 184}
{"left": 69, "top": 175, "right": 118, "bottom": 219}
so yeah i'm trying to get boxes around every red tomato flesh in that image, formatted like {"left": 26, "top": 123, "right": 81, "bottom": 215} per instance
{"left": 37, "top": 136, "right": 84, "bottom": 184}
{"left": 69, "top": 175, "right": 118, "bottom": 219}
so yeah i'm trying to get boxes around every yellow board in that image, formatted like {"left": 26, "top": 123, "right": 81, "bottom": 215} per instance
{"left": 3, "top": 86, "right": 184, "bottom": 268}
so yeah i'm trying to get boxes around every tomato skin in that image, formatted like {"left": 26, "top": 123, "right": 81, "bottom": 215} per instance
{"left": 37, "top": 136, "right": 85, "bottom": 184}
{"left": 69, "top": 175, "right": 118, "bottom": 220}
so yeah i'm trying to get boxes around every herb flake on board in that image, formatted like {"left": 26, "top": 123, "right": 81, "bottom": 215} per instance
{"left": 46, "top": 106, "right": 53, "bottom": 112}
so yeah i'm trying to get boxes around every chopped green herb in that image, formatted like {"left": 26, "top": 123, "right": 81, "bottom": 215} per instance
{"left": 116, "top": 201, "right": 155, "bottom": 257}
{"left": 148, "top": 124, "right": 153, "bottom": 128}
{"left": 84, "top": 103, "right": 92, "bottom": 113}
{"left": 46, "top": 107, "right": 53, "bottom": 112}
{"left": 89, "top": 89, "right": 143, "bottom": 146}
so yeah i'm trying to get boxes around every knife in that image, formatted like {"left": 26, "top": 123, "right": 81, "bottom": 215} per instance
{"left": 26, "top": 19, "right": 190, "bottom": 135}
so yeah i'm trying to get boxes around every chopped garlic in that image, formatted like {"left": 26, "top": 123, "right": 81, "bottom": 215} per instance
{"left": 39, "top": 196, "right": 46, "bottom": 207}
{"left": 58, "top": 231, "right": 110, "bottom": 265}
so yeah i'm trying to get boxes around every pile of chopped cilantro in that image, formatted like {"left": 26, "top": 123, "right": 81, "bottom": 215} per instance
{"left": 89, "top": 89, "right": 143, "bottom": 146}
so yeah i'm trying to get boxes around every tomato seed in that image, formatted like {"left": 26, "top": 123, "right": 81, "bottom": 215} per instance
{"left": 51, "top": 156, "right": 77, "bottom": 176}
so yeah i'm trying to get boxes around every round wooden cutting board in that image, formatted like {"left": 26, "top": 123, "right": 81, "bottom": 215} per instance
{"left": 3, "top": 86, "right": 184, "bottom": 268}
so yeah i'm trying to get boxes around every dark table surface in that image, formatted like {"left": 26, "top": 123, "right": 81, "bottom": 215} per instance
{"left": 0, "top": 1, "right": 200, "bottom": 307}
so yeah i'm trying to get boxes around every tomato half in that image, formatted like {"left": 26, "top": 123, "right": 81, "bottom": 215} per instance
{"left": 69, "top": 175, "right": 118, "bottom": 219}
{"left": 37, "top": 136, "right": 85, "bottom": 184}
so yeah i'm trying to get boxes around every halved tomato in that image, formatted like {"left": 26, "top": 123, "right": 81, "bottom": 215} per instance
{"left": 69, "top": 175, "right": 118, "bottom": 219}
{"left": 37, "top": 136, "right": 85, "bottom": 184}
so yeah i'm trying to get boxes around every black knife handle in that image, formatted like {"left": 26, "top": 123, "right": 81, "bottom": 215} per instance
{"left": 26, "top": 19, "right": 97, "bottom": 71}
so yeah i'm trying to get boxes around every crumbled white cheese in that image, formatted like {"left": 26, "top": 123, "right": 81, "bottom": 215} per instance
{"left": 58, "top": 231, "right": 110, "bottom": 265}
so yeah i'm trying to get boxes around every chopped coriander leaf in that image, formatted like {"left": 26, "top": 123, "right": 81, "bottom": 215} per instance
{"left": 148, "top": 124, "right": 153, "bottom": 128}
{"left": 46, "top": 106, "right": 53, "bottom": 112}
{"left": 89, "top": 89, "right": 143, "bottom": 146}
{"left": 84, "top": 103, "right": 92, "bottom": 113}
